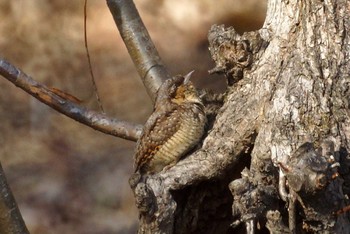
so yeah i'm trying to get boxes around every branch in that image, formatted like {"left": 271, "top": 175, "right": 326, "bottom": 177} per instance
{"left": 107, "top": 0, "right": 170, "bottom": 102}
{"left": 0, "top": 58, "right": 142, "bottom": 142}
{"left": 0, "top": 163, "right": 29, "bottom": 234}
{"left": 84, "top": 0, "right": 105, "bottom": 113}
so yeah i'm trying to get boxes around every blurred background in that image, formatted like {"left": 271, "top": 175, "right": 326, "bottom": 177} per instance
{"left": 0, "top": 0, "right": 266, "bottom": 233}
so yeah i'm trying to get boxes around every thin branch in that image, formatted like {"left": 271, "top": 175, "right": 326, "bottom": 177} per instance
{"left": 84, "top": 0, "right": 105, "bottom": 113}
{"left": 0, "top": 58, "right": 142, "bottom": 142}
{"left": 0, "top": 163, "right": 29, "bottom": 234}
{"left": 107, "top": 0, "right": 170, "bottom": 102}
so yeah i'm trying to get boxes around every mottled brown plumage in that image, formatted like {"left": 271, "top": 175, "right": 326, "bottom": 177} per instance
{"left": 134, "top": 72, "right": 206, "bottom": 174}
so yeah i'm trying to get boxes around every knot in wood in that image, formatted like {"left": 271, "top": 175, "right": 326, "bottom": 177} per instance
{"left": 208, "top": 24, "right": 253, "bottom": 85}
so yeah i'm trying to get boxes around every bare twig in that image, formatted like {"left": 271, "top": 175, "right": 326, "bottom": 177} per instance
{"left": 107, "top": 0, "right": 170, "bottom": 102}
{"left": 0, "top": 163, "right": 29, "bottom": 234}
{"left": 288, "top": 191, "right": 297, "bottom": 234}
{"left": 0, "top": 58, "right": 142, "bottom": 141}
{"left": 84, "top": 0, "right": 105, "bottom": 113}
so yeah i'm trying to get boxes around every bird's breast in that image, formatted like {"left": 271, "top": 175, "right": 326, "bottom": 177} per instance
{"left": 148, "top": 106, "right": 206, "bottom": 172}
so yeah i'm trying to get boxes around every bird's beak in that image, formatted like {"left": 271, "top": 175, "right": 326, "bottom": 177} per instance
{"left": 184, "top": 70, "right": 195, "bottom": 84}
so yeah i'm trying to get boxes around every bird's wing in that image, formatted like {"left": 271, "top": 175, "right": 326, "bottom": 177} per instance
{"left": 134, "top": 104, "right": 182, "bottom": 172}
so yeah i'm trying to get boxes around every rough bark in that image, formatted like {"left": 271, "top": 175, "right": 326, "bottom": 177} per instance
{"left": 132, "top": 0, "right": 350, "bottom": 233}
{"left": 0, "top": 163, "right": 29, "bottom": 234}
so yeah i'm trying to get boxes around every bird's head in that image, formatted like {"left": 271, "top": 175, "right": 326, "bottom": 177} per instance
{"left": 172, "top": 71, "right": 202, "bottom": 105}
{"left": 155, "top": 71, "right": 202, "bottom": 106}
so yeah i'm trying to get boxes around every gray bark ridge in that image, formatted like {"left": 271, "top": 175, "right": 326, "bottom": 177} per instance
{"left": 132, "top": 0, "right": 350, "bottom": 233}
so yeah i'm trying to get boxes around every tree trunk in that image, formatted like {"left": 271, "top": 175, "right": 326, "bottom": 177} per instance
{"left": 132, "top": 0, "right": 350, "bottom": 233}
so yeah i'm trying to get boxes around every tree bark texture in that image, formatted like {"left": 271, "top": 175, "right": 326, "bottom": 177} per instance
{"left": 0, "top": 163, "right": 29, "bottom": 234}
{"left": 132, "top": 0, "right": 350, "bottom": 233}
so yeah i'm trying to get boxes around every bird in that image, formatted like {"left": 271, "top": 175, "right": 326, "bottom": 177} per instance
{"left": 134, "top": 71, "right": 207, "bottom": 174}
